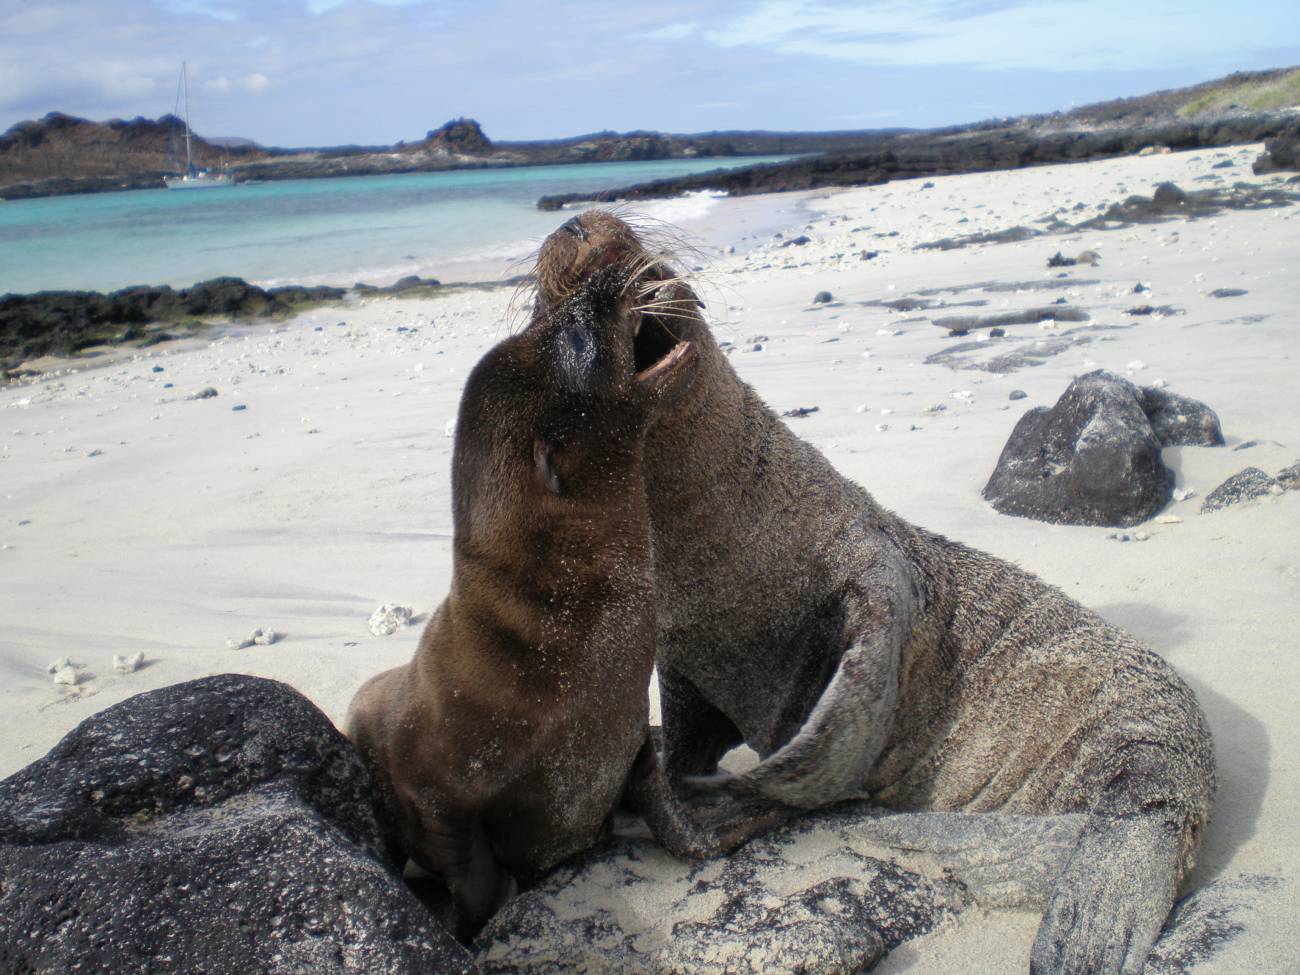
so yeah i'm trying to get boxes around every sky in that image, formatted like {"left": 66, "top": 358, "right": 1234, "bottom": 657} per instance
{"left": 1, "top": 0, "right": 1298, "bottom": 147}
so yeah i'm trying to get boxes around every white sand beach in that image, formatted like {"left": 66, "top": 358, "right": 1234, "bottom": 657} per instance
{"left": 1, "top": 144, "right": 1296, "bottom": 971}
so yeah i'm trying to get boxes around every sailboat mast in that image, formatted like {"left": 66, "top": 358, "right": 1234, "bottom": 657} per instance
{"left": 182, "top": 61, "right": 193, "bottom": 174}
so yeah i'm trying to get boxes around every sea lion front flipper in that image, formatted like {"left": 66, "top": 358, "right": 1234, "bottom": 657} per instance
{"left": 689, "top": 621, "right": 903, "bottom": 809}
{"left": 625, "top": 734, "right": 792, "bottom": 858}
{"left": 1030, "top": 810, "right": 1183, "bottom": 975}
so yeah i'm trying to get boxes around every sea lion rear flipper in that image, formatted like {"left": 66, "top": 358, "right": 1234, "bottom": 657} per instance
{"left": 1031, "top": 810, "right": 1183, "bottom": 975}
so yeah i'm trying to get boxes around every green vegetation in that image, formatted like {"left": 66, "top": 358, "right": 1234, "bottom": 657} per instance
{"left": 1179, "top": 68, "right": 1300, "bottom": 118}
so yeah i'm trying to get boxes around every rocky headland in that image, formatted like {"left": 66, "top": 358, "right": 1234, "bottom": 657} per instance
{"left": 536, "top": 68, "right": 1300, "bottom": 209}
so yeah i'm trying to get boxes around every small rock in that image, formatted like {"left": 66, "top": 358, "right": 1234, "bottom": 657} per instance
{"left": 1134, "top": 283, "right": 1151, "bottom": 294}
{"left": 812, "top": 291, "right": 834, "bottom": 304}
{"left": 988, "top": 327, "right": 1006, "bottom": 338}
{"left": 231, "top": 404, "right": 247, "bottom": 412}
{"left": 46, "top": 657, "right": 72, "bottom": 674}
{"left": 368, "top": 604, "right": 413, "bottom": 637}
{"left": 87, "top": 449, "right": 103, "bottom": 458}
{"left": 1276, "top": 462, "right": 1300, "bottom": 489}
{"left": 1208, "top": 288, "right": 1247, "bottom": 298}
{"left": 252, "top": 628, "right": 277, "bottom": 647}
{"left": 1009, "top": 390, "right": 1028, "bottom": 401}
{"left": 1173, "top": 487, "right": 1196, "bottom": 502}
{"left": 1107, "top": 531, "right": 1132, "bottom": 542}
{"left": 1134, "top": 531, "right": 1150, "bottom": 541}
{"left": 855, "top": 404, "right": 868, "bottom": 414}
{"left": 1126, "top": 360, "right": 1146, "bottom": 372}
{"left": 860, "top": 250, "right": 880, "bottom": 260}
{"left": 113, "top": 653, "right": 145, "bottom": 674}
{"left": 780, "top": 235, "right": 811, "bottom": 248}
{"left": 1152, "top": 182, "right": 1187, "bottom": 207}
{"left": 781, "top": 406, "right": 820, "bottom": 418}
{"left": 751, "top": 343, "right": 765, "bottom": 352}
{"left": 1202, "top": 468, "right": 1279, "bottom": 512}
{"left": 1232, "top": 440, "right": 1262, "bottom": 451}
{"left": 151, "top": 366, "right": 165, "bottom": 373}
{"left": 444, "top": 419, "right": 456, "bottom": 438}
{"left": 1076, "top": 250, "right": 1101, "bottom": 267}
{"left": 52, "top": 665, "right": 80, "bottom": 686}
{"left": 1155, "top": 515, "right": 1182, "bottom": 524}
{"left": 1047, "top": 251, "right": 1077, "bottom": 268}
{"left": 875, "top": 423, "right": 890, "bottom": 432}
{"left": 187, "top": 387, "right": 219, "bottom": 401}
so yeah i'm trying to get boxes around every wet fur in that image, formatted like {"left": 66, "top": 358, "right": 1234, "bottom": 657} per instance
{"left": 532, "top": 212, "right": 1216, "bottom": 975}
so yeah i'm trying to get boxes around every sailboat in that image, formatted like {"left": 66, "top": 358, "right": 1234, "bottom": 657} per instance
{"left": 164, "top": 62, "right": 234, "bottom": 190}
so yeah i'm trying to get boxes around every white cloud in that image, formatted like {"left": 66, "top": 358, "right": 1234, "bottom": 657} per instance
{"left": 203, "top": 76, "right": 232, "bottom": 95}
{"left": 663, "top": 0, "right": 1299, "bottom": 73}
{"left": 239, "top": 73, "right": 270, "bottom": 93}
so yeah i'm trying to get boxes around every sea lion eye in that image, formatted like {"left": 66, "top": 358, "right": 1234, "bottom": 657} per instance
{"left": 555, "top": 324, "right": 597, "bottom": 391}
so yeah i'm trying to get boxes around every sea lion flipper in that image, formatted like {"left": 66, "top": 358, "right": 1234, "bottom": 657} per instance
{"left": 1030, "top": 811, "right": 1182, "bottom": 975}
{"left": 625, "top": 734, "right": 791, "bottom": 858}
{"left": 695, "top": 625, "right": 903, "bottom": 809}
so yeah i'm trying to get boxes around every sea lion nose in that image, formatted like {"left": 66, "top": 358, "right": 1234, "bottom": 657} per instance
{"left": 560, "top": 216, "right": 589, "bottom": 242}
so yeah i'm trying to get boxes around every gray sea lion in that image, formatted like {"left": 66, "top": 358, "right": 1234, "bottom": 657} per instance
{"left": 532, "top": 211, "right": 1215, "bottom": 975}
{"left": 345, "top": 262, "right": 716, "bottom": 935}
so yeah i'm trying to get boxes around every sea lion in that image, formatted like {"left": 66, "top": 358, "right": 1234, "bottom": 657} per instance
{"left": 345, "top": 261, "right": 715, "bottom": 935}
{"left": 531, "top": 211, "right": 1215, "bottom": 975}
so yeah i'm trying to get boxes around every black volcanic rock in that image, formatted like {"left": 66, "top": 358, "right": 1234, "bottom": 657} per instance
{"left": 1138, "top": 387, "right": 1224, "bottom": 447}
{"left": 1201, "top": 468, "right": 1280, "bottom": 512}
{"left": 983, "top": 370, "right": 1174, "bottom": 526}
{"left": 0, "top": 675, "right": 472, "bottom": 975}
{"left": 1252, "top": 118, "right": 1300, "bottom": 173}
{"left": 0, "top": 278, "right": 345, "bottom": 365}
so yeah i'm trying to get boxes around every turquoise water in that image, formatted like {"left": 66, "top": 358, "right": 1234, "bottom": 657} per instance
{"left": 0, "top": 157, "right": 791, "bottom": 294}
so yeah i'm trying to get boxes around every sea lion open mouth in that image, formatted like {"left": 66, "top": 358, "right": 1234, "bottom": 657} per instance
{"left": 633, "top": 309, "right": 684, "bottom": 375}
{"left": 635, "top": 337, "right": 694, "bottom": 386}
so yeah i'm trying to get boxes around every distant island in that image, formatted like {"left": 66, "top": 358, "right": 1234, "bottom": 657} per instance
{"left": 2, "top": 66, "right": 1296, "bottom": 205}
{"left": 0, "top": 113, "right": 896, "bottom": 201}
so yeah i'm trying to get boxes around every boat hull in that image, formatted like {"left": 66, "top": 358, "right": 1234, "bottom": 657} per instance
{"left": 164, "top": 174, "right": 235, "bottom": 190}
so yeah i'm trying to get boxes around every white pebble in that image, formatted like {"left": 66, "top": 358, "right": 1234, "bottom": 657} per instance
{"left": 46, "top": 656, "right": 72, "bottom": 674}
{"left": 52, "top": 665, "right": 80, "bottom": 686}
{"left": 1126, "top": 360, "right": 1146, "bottom": 371}
{"left": 444, "top": 419, "right": 456, "bottom": 438}
{"left": 1173, "top": 487, "right": 1196, "bottom": 502}
{"left": 855, "top": 404, "right": 868, "bottom": 414}
{"left": 369, "top": 604, "right": 413, "bottom": 637}
{"left": 113, "top": 652, "right": 145, "bottom": 674}
{"left": 1154, "top": 515, "right": 1183, "bottom": 525}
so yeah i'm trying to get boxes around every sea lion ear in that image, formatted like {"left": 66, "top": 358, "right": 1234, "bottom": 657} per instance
{"left": 533, "top": 437, "right": 561, "bottom": 495}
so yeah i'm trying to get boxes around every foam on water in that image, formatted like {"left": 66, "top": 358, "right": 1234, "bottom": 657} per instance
{"left": 0, "top": 157, "right": 789, "bottom": 294}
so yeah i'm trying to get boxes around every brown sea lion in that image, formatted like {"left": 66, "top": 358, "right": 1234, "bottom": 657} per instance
{"left": 345, "top": 261, "right": 715, "bottom": 935}
{"left": 532, "top": 211, "right": 1215, "bottom": 975}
